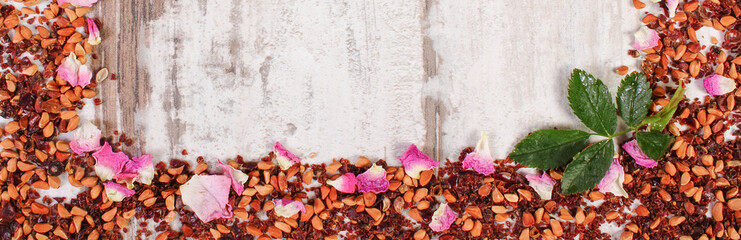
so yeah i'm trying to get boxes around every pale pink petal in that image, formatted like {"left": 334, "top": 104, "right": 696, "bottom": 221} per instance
{"left": 57, "top": 0, "right": 98, "bottom": 7}
{"left": 356, "top": 164, "right": 389, "bottom": 193}
{"left": 76, "top": 64, "right": 92, "bottom": 88}
{"left": 86, "top": 18, "right": 101, "bottom": 45}
{"left": 429, "top": 203, "right": 457, "bottom": 232}
{"left": 180, "top": 175, "right": 233, "bottom": 223}
{"left": 327, "top": 173, "right": 357, "bottom": 193}
{"left": 622, "top": 140, "right": 657, "bottom": 168}
{"left": 274, "top": 142, "right": 300, "bottom": 170}
{"left": 526, "top": 172, "right": 557, "bottom": 200}
{"left": 667, "top": 0, "right": 679, "bottom": 18}
{"left": 633, "top": 26, "right": 660, "bottom": 50}
{"left": 58, "top": 53, "right": 80, "bottom": 86}
{"left": 219, "top": 160, "right": 249, "bottom": 195}
{"left": 273, "top": 199, "right": 306, "bottom": 218}
{"left": 703, "top": 74, "right": 737, "bottom": 96}
{"left": 92, "top": 142, "right": 129, "bottom": 181}
{"left": 399, "top": 144, "right": 438, "bottom": 179}
{"left": 462, "top": 132, "right": 495, "bottom": 175}
{"left": 70, "top": 121, "right": 101, "bottom": 155}
{"left": 115, "top": 154, "right": 154, "bottom": 185}
{"left": 597, "top": 158, "right": 628, "bottom": 197}
{"left": 102, "top": 181, "right": 134, "bottom": 202}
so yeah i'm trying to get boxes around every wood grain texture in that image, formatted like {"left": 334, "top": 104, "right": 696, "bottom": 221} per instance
{"left": 93, "top": 0, "right": 643, "bottom": 167}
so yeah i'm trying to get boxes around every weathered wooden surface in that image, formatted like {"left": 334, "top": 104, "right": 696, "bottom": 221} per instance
{"left": 92, "top": 0, "right": 644, "bottom": 166}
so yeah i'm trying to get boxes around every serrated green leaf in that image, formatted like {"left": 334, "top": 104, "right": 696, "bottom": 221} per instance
{"left": 617, "top": 72, "right": 652, "bottom": 127}
{"left": 509, "top": 129, "right": 591, "bottom": 170}
{"left": 568, "top": 69, "right": 618, "bottom": 136}
{"left": 645, "top": 83, "right": 686, "bottom": 132}
{"left": 636, "top": 131, "right": 674, "bottom": 160}
{"left": 561, "top": 139, "right": 614, "bottom": 195}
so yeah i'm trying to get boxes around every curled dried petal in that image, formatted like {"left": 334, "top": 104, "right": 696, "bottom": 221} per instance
{"left": 633, "top": 26, "right": 660, "bottom": 50}
{"left": 462, "top": 132, "right": 495, "bottom": 175}
{"left": 219, "top": 160, "right": 249, "bottom": 195}
{"left": 70, "top": 121, "right": 101, "bottom": 155}
{"left": 57, "top": 0, "right": 98, "bottom": 7}
{"left": 622, "top": 140, "right": 657, "bottom": 168}
{"left": 86, "top": 18, "right": 101, "bottom": 45}
{"left": 273, "top": 199, "right": 306, "bottom": 218}
{"left": 429, "top": 203, "right": 457, "bottom": 232}
{"left": 327, "top": 173, "right": 357, "bottom": 193}
{"left": 399, "top": 144, "right": 438, "bottom": 179}
{"left": 597, "top": 158, "right": 628, "bottom": 197}
{"left": 57, "top": 53, "right": 92, "bottom": 87}
{"left": 526, "top": 172, "right": 556, "bottom": 200}
{"left": 102, "top": 181, "right": 134, "bottom": 202}
{"left": 703, "top": 74, "right": 737, "bottom": 96}
{"left": 92, "top": 142, "right": 129, "bottom": 181}
{"left": 180, "top": 175, "right": 233, "bottom": 223}
{"left": 274, "top": 142, "right": 300, "bottom": 170}
{"left": 356, "top": 164, "right": 389, "bottom": 193}
{"left": 115, "top": 154, "right": 154, "bottom": 186}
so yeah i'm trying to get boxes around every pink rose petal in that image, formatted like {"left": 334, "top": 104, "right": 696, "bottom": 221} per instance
{"left": 219, "top": 160, "right": 249, "bottom": 195}
{"left": 273, "top": 199, "right": 306, "bottom": 218}
{"left": 633, "top": 26, "right": 660, "bottom": 51}
{"left": 429, "top": 203, "right": 457, "bottom": 232}
{"left": 399, "top": 144, "right": 438, "bottom": 179}
{"left": 274, "top": 142, "right": 300, "bottom": 170}
{"left": 92, "top": 142, "right": 129, "bottom": 181}
{"left": 57, "top": 0, "right": 98, "bottom": 7}
{"left": 102, "top": 181, "right": 134, "bottom": 202}
{"left": 356, "top": 164, "right": 389, "bottom": 193}
{"left": 86, "top": 17, "right": 101, "bottom": 45}
{"left": 526, "top": 172, "right": 557, "bottom": 200}
{"left": 703, "top": 74, "right": 737, "bottom": 96}
{"left": 70, "top": 121, "right": 101, "bottom": 155}
{"left": 76, "top": 64, "right": 92, "bottom": 87}
{"left": 57, "top": 53, "right": 91, "bottom": 87}
{"left": 327, "top": 173, "right": 357, "bottom": 193}
{"left": 622, "top": 140, "right": 657, "bottom": 168}
{"left": 462, "top": 132, "right": 495, "bottom": 175}
{"left": 180, "top": 175, "right": 233, "bottom": 223}
{"left": 115, "top": 154, "right": 154, "bottom": 186}
{"left": 667, "top": 0, "right": 679, "bottom": 18}
{"left": 597, "top": 158, "right": 628, "bottom": 197}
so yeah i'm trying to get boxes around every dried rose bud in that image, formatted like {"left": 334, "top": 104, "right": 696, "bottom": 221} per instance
{"left": 526, "top": 172, "right": 556, "bottom": 200}
{"left": 633, "top": 26, "right": 660, "bottom": 51}
{"left": 180, "top": 175, "right": 233, "bottom": 223}
{"left": 462, "top": 132, "right": 495, "bottom": 175}
{"left": 429, "top": 203, "right": 457, "bottom": 232}
{"left": 219, "top": 160, "right": 249, "bottom": 195}
{"left": 86, "top": 18, "right": 101, "bottom": 46}
{"left": 273, "top": 199, "right": 306, "bottom": 218}
{"left": 399, "top": 144, "right": 438, "bottom": 179}
{"left": 92, "top": 142, "right": 129, "bottom": 181}
{"left": 703, "top": 74, "right": 737, "bottom": 96}
{"left": 57, "top": 0, "right": 99, "bottom": 7}
{"left": 356, "top": 164, "right": 389, "bottom": 193}
{"left": 622, "top": 140, "right": 657, "bottom": 168}
{"left": 597, "top": 158, "right": 628, "bottom": 197}
{"left": 58, "top": 53, "right": 92, "bottom": 87}
{"left": 70, "top": 121, "right": 102, "bottom": 155}
{"left": 102, "top": 181, "right": 134, "bottom": 202}
{"left": 327, "top": 173, "right": 357, "bottom": 193}
{"left": 274, "top": 142, "right": 300, "bottom": 170}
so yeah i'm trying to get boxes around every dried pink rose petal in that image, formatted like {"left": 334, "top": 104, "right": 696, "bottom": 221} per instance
{"left": 273, "top": 199, "right": 306, "bottom": 218}
{"left": 180, "top": 175, "right": 233, "bottom": 223}
{"left": 219, "top": 160, "right": 249, "bottom": 195}
{"left": 57, "top": 53, "right": 92, "bottom": 87}
{"left": 102, "top": 181, "right": 134, "bottom": 202}
{"left": 70, "top": 121, "right": 101, "bottom": 155}
{"left": 667, "top": 0, "right": 679, "bottom": 18}
{"left": 597, "top": 158, "right": 628, "bottom": 197}
{"left": 274, "top": 141, "right": 300, "bottom": 170}
{"left": 622, "top": 140, "right": 657, "bottom": 168}
{"left": 399, "top": 144, "right": 438, "bottom": 179}
{"left": 429, "top": 203, "right": 457, "bottom": 232}
{"left": 57, "top": 0, "right": 98, "bottom": 7}
{"left": 462, "top": 132, "right": 495, "bottom": 175}
{"left": 92, "top": 142, "right": 129, "bottom": 181}
{"left": 633, "top": 26, "right": 660, "bottom": 51}
{"left": 327, "top": 173, "right": 357, "bottom": 193}
{"left": 703, "top": 74, "right": 737, "bottom": 96}
{"left": 115, "top": 154, "right": 154, "bottom": 186}
{"left": 356, "top": 164, "right": 389, "bottom": 193}
{"left": 86, "top": 17, "right": 101, "bottom": 45}
{"left": 525, "top": 172, "right": 557, "bottom": 200}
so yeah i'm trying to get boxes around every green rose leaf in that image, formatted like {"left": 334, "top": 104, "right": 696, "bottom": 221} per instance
{"left": 644, "top": 83, "right": 686, "bottom": 132}
{"left": 561, "top": 139, "right": 614, "bottom": 195}
{"left": 568, "top": 69, "right": 618, "bottom": 136}
{"left": 636, "top": 131, "right": 674, "bottom": 160}
{"left": 617, "top": 72, "right": 652, "bottom": 127}
{"left": 509, "top": 129, "right": 591, "bottom": 170}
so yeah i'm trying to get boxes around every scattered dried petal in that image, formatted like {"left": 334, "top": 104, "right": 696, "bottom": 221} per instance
{"left": 667, "top": 0, "right": 678, "bottom": 18}
{"left": 86, "top": 17, "right": 101, "bottom": 45}
{"left": 525, "top": 172, "right": 556, "bottom": 200}
{"left": 219, "top": 160, "right": 249, "bottom": 195}
{"left": 356, "top": 164, "right": 389, "bottom": 193}
{"left": 58, "top": 53, "right": 92, "bottom": 87}
{"left": 115, "top": 154, "right": 154, "bottom": 186}
{"left": 273, "top": 199, "right": 306, "bottom": 218}
{"left": 429, "top": 203, "right": 457, "bottom": 232}
{"left": 703, "top": 74, "right": 737, "bottom": 96}
{"left": 399, "top": 144, "right": 438, "bottom": 179}
{"left": 92, "top": 142, "right": 129, "bottom": 181}
{"left": 327, "top": 172, "right": 357, "bottom": 193}
{"left": 57, "top": 0, "right": 98, "bottom": 7}
{"left": 633, "top": 26, "right": 660, "bottom": 50}
{"left": 462, "top": 132, "right": 495, "bottom": 175}
{"left": 622, "top": 140, "right": 657, "bottom": 168}
{"left": 70, "top": 121, "right": 101, "bottom": 154}
{"left": 597, "top": 158, "right": 628, "bottom": 197}
{"left": 274, "top": 142, "right": 300, "bottom": 170}
{"left": 102, "top": 181, "right": 134, "bottom": 202}
{"left": 180, "top": 175, "right": 233, "bottom": 223}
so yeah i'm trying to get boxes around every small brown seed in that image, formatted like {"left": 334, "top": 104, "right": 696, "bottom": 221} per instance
{"left": 461, "top": 218, "right": 474, "bottom": 231}
{"left": 728, "top": 198, "right": 741, "bottom": 210}
{"left": 311, "top": 216, "right": 324, "bottom": 230}
{"left": 712, "top": 203, "right": 724, "bottom": 221}
{"left": 550, "top": 220, "right": 563, "bottom": 237}
{"left": 33, "top": 223, "right": 52, "bottom": 233}
{"left": 616, "top": 65, "right": 629, "bottom": 75}
{"left": 669, "top": 216, "right": 686, "bottom": 226}
{"left": 466, "top": 206, "right": 483, "bottom": 219}
{"left": 413, "top": 229, "right": 426, "bottom": 240}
